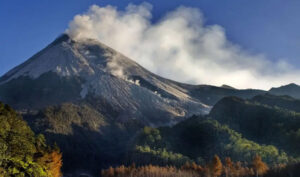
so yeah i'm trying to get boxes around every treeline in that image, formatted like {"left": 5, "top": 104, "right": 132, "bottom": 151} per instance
{"left": 102, "top": 155, "right": 270, "bottom": 177}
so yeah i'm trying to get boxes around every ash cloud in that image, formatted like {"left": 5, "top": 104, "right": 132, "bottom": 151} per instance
{"left": 66, "top": 3, "right": 300, "bottom": 89}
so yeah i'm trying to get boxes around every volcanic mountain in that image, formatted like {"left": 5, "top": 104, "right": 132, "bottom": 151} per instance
{"left": 0, "top": 34, "right": 269, "bottom": 121}
{"left": 0, "top": 34, "right": 214, "bottom": 125}
{"left": 0, "top": 34, "right": 269, "bottom": 174}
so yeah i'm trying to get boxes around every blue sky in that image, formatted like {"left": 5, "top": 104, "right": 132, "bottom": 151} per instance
{"left": 1, "top": 0, "right": 300, "bottom": 79}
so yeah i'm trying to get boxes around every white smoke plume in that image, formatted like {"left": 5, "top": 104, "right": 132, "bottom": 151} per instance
{"left": 66, "top": 3, "right": 300, "bottom": 90}
{"left": 106, "top": 52, "right": 140, "bottom": 86}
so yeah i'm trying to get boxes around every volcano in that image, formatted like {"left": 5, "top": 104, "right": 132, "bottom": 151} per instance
{"left": 0, "top": 34, "right": 213, "bottom": 125}
{"left": 0, "top": 34, "right": 267, "bottom": 175}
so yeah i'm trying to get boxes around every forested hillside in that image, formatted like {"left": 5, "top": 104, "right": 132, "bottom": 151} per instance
{"left": 210, "top": 96, "right": 300, "bottom": 157}
{"left": 103, "top": 113, "right": 300, "bottom": 177}
{"left": 109, "top": 93, "right": 300, "bottom": 177}
{"left": 126, "top": 116, "right": 289, "bottom": 167}
{"left": 3, "top": 92, "right": 300, "bottom": 177}
{"left": 23, "top": 102, "right": 144, "bottom": 174}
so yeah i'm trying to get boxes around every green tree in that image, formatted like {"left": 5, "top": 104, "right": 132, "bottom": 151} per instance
{"left": 0, "top": 102, "right": 63, "bottom": 176}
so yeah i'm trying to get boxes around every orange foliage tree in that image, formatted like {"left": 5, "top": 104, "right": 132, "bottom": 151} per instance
{"left": 208, "top": 155, "right": 223, "bottom": 177}
{"left": 252, "top": 155, "right": 269, "bottom": 177}
{"left": 224, "top": 157, "right": 234, "bottom": 177}
{"left": 37, "top": 149, "right": 63, "bottom": 177}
